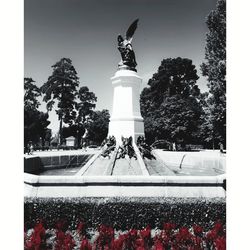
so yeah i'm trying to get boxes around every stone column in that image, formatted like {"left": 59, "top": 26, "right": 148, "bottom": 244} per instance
{"left": 108, "top": 69, "right": 144, "bottom": 144}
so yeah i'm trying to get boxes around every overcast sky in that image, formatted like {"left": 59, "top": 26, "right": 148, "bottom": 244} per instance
{"left": 24, "top": 0, "right": 217, "bottom": 133}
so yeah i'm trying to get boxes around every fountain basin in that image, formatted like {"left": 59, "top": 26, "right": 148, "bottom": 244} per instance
{"left": 24, "top": 149, "right": 226, "bottom": 198}
{"left": 24, "top": 153, "right": 94, "bottom": 175}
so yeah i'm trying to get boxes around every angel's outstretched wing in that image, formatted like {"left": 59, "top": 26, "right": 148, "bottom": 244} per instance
{"left": 126, "top": 19, "right": 139, "bottom": 42}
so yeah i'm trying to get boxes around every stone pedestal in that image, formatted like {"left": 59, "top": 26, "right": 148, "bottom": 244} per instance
{"left": 108, "top": 69, "right": 144, "bottom": 144}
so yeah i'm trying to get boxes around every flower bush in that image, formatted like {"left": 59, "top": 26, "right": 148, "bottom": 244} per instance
{"left": 24, "top": 222, "right": 47, "bottom": 250}
{"left": 24, "top": 220, "right": 226, "bottom": 250}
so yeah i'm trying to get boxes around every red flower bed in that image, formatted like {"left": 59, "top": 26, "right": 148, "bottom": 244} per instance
{"left": 24, "top": 221, "right": 226, "bottom": 250}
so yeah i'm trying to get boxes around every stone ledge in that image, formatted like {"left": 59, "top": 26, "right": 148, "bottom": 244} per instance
{"left": 24, "top": 173, "right": 226, "bottom": 185}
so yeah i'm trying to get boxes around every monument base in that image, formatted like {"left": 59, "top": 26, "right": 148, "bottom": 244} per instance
{"left": 108, "top": 69, "right": 144, "bottom": 145}
{"left": 109, "top": 117, "right": 144, "bottom": 145}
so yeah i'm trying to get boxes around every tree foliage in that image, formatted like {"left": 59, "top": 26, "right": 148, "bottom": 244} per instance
{"left": 41, "top": 58, "right": 79, "bottom": 143}
{"left": 76, "top": 86, "right": 97, "bottom": 124}
{"left": 24, "top": 78, "right": 41, "bottom": 110}
{"left": 24, "top": 78, "right": 50, "bottom": 146}
{"left": 74, "top": 86, "right": 97, "bottom": 146}
{"left": 140, "top": 57, "right": 203, "bottom": 145}
{"left": 40, "top": 58, "right": 99, "bottom": 147}
{"left": 201, "top": 0, "right": 226, "bottom": 147}
{"left": 61, "top": 86, "right": 97, "bottom": 147}
{"left": 86, "top": 109, "right": 110, "bottom": 145}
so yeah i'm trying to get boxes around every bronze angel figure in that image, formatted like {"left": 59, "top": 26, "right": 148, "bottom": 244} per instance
{"left": 117, "top": 19, "right": 139, "bottom": 72}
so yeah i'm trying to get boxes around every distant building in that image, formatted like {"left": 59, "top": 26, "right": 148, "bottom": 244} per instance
{"left": 66, "top": 136, "right": 75, "bottom": 147}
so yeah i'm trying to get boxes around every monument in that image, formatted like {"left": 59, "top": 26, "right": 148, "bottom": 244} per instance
{"left": 108, "top": 19, "right": 145, "bottom": 144}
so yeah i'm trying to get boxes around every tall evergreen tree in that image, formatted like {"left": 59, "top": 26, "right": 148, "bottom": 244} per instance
{"left": 201, "top": 0, "right": 226, "bottom": 147}
{"left": 24, "top": 78, "right": 41, "bottom": 110}
{"left": 140, "top": 57, "right": 202, "bottom": 145}
{"left": 41, "top": 58, "right": 79, "bottom": 144}
{"left": 24, "top": 78, "right": 50, "bottom": 146}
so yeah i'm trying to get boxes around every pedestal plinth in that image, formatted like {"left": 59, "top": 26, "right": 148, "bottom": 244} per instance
{"left": 108, "top": 69, "right": 144, "bottom": 144}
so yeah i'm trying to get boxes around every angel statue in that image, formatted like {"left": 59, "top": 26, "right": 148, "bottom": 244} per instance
{"left": 117, "top": 19, "right": 139, "bottom": 72}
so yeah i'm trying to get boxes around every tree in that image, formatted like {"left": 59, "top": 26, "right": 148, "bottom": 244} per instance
{"left": 140, "top": 57, "right": 202, "bottom": 145}
{"left": 86, "top": 109, "right": 110, "bottom": 145}
{"left": 201, "top": 0, "right": 226, "bottom": 147}
{"left": 61, "top": 86, "right": 97, "bottom": 148}
{"left": 24, "top": 78, "right": 41, "bottom": 110}
{"left": 41, "top": 58, "right": 79, "bottom": 144}
{"left": 75, "top": 86, "right": 97, "bottom": 147}
{"left": 44, "top": 128, "right": 52, "bottom": 146}
{"left": 24, "top": 78, "right": 50, "bottom": 146}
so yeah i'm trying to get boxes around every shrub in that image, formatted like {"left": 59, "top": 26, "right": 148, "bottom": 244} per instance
{"left": 24, "top": 197, "right": 226, "bottom": 230}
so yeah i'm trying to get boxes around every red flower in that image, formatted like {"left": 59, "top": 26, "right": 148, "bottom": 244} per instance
{"left": 24, "top": 222, "right": 47, "bottom": 250}
{"left": 77, "top": 221, "right": 86, "bottom": 237}
{"left": 174, "top": 227, "right": 195, "bottom": 249}
{"left": 213, "top": 222, "right": 224, "bottom": 235}
{"left": 55, "top": 230, "right": 75, "bottom": 250}
{"left": 95, "top": 225, "right": 115, "bottom": 248}
{"left": 135, "top": 238, "right": 145, "bottom": 248}
{"left": 80, "top": 238, "right": 92, "bottom": 250}
{"left": 140, "top": 225, "right": 151, "bottom": 240}
{"left": 111, "top": 236, "right": 125, "bottom": 250}
{"left": 35, "top": 222, "right": 46, "bottom": 237}
{"left": 193, "top": 224, "right": 203, "bottom": 236}
{"left": 24, "top": 220, "right": 226, "bottom": 250}
{"left": 178, "top": 227, "right": 191, "bottom": 239}
{"left": 206, "top": 229, "right": 217, "bottom": 242}
{"left": 64, "top": 233, "right": 76, "bottom": 250}
{"left": 214, "top": 236, "right": 226, "bottom": 250}
{"left": 160, "top": 232, "right": 172, "bottom": 246}
{"left": 193, "top": 236, "right": 204, "bottom": 250}
{"left": 153, "top": 240, "right": 164, "bottom": 250}
{"left": 129, "top": 228, "right": 138, "bottom": 238}
{"left": 163, "top": 222, "right": 176, "bottom": 233}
